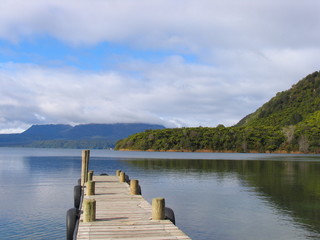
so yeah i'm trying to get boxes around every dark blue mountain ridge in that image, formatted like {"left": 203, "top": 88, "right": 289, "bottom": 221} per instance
{"left": 21, "top": 124, "right": 73, "bottom": 139}
{"left": 0, "top": 123, "right": 165, "bottom": 148}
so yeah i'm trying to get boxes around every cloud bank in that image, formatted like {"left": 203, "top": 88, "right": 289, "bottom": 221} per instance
{"left": 0, "top": 0, "right": 319, "bottom": 132}
{"left": 1, "top": 0, "right": 319, "bottom": 49}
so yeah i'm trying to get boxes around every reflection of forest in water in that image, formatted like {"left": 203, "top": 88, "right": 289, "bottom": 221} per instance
{"left": 125, "top": 158, "right": 320, "bottom": 234}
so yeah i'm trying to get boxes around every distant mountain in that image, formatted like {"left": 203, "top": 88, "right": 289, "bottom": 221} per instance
{"left": 115, "top": 71, "right": 320, "bottom": 153}
{"left": 0, "top": 123, "right": 165, "bottom": 149}
{"left": 21, "top": 124, "right": 72, "bottom": 139}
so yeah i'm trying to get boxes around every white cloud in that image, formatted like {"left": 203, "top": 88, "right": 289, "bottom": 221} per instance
{"left": 0, "top": 0, "right": 319, "bottom": 132}
{"left": 1, "top": 52, "right": 316, "bottom": 133}
{"left": 1, "top": 0, "right": 319, "bottom": 50}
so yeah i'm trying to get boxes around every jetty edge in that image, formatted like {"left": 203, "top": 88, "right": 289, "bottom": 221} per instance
{"left": 66, "top": 150, "right": 191, "bottom": 240}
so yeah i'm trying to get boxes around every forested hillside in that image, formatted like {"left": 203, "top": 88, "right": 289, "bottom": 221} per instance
{"left": 237, "top": 71, "right": 320, "bottom": 127}
{"left": 115, "top": 71, "right": 320, "bottom": 153}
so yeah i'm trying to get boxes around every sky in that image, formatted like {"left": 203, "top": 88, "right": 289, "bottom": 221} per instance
{"left": 0, "top": 0, "right": 319, "bottom": 133}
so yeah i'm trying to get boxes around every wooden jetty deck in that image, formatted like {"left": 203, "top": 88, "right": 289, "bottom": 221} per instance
{"left": 76, "top": 175, "right": 191, "bottom": 240}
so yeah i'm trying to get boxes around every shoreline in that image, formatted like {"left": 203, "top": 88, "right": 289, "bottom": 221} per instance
{"left": 117, "top": 148, "right": 308, "bottom": 154}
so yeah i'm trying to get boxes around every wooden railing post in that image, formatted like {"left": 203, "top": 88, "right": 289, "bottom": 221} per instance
{"left": 86, "top": 181, "right": 95, "bottom": 196}
{"left": 88, "top": 170, "right": 94, "bottom": 181}
{"left": 83, "top": 198, "right": 96, "bottom": 222}
{"left": 130, "top": 180, "right": 140, "bottom": 195}
{"left": 84, "top": 150, "right": 90, "bottom": 181}
{"left": 81, "top": 150, "right": 90, "bottom": 186}
{"left": 116, "top": 170, "right": 121, "bottom": 176}
{"left": 119, "top": 172, "right": 125, "bottom": 182}
{"left": 152, "top": 198, "right": 165, "bottom": 220}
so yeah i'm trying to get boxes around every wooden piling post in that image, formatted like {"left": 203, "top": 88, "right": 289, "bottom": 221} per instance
{"left": 152, "top": 198, "right": 165, "bottom": 220}
{"left": 84, "top": 150, "right": 90, "bottom": 181}
{"left": 86, "top": 180, "right": 95, "bottom": 196}
{"left": 119, "top": 172, "right": 126, "bottom": 182}
{"left": 130, "top": 180, "right": 140, "bottom": 195}
{"left": 83, "top": 198, "right": 96, "bottom": 222}
{"left": 88, "top": 170, "right": 94, "bottom": 181}
{"left": 81, "top": 150, "right": 90, "bottom": 186}
{"left": 116, "top": 170, "right": 121, "bottom": 176}
{"left": 81, "top": 151, "right": 86, "bottom": 186}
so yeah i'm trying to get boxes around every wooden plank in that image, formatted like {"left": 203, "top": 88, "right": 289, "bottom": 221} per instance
{"left": 76, "top": 175, "right": 191, "bottom": 240}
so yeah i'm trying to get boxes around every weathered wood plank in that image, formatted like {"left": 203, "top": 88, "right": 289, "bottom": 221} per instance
{"left": 76, "top": 175, "right": 191, "bottom": 240}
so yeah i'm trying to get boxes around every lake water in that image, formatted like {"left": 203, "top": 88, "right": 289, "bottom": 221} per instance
{"left": 1, "top": 148, "right": 320, "bottom": 240}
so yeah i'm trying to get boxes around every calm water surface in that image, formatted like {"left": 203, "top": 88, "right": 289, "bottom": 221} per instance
{"left": 0, "top": 148, "right": 320, "bottom": 240}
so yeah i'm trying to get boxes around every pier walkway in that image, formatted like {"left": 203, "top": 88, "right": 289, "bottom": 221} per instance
{"left": 76, "top": 175, "right": 191, "bottom": 240}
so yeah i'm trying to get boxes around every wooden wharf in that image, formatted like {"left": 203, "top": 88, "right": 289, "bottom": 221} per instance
{"left": 71, "top": 150, "right": 191, "bottom": 240}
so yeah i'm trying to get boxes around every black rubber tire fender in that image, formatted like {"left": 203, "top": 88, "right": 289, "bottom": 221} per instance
{"left": 66, "top": 208, "right": 79, "bottom": 240}
{"left": 74, "top": 185, "right": 82, "bottom": 209}
{"left": 165, "top": 207, "right": 175, "bottom": 225}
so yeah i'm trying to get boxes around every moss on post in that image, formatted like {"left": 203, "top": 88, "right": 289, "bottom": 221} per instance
{"left": 88, "top": 170, "right": 94, "bottom": 181}
{"left": 86, "top": 181, "right": 95, "bottom": 196}
{"left": 83, "top": 198, "right": 96, "bottom": 222}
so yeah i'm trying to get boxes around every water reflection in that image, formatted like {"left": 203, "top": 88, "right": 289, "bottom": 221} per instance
{"left": 1, "top": 148, "right": 320, "bottom": 240}
{"left": 124, "top": 159, "right": 320, "bottom": 239}
{"left": 0, "top": 155, "right": 81, "bottom": 240}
